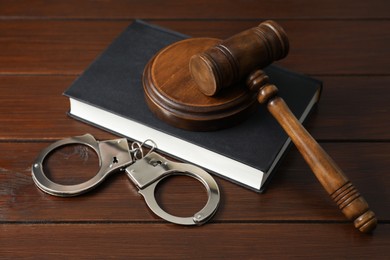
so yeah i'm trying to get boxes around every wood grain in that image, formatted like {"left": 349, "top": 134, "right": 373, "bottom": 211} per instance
{"left": 1, "top": 223, "right": 389, "bottom": 258}
{"left": 190, "top": 21, "right": 289, "bottom": 96}
{"left": 265, "top": 93, "right": 376, "bottom": 232}
{"left": 306, "top": 76, "right": 390, "bottom": 140}
{"left": 1, "top": 75, "right": 389, "bottom": 140}
{"left": 0, "top": 0, "right": 388, "bottom": 19}
{"left": 143, "top": 38, "right": 259, "bottom": 131}
{"left": 0, "top": 0, "right": 389, "bottom": 257}
{"left": 152, "top": 20, "right": 390, "bottom": 75}
{"left": 0, "top": 20, "right": 127, "bottom": 75}
{"left": 1, "top": 142, "right": 388, "bottom": 222}
{"left": 0, "top": 20, "right": 389, "bottom": 75}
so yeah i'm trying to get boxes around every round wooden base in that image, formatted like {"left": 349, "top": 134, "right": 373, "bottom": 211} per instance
{"left": 143, "top": 38, "right": 257, "bottom": 131}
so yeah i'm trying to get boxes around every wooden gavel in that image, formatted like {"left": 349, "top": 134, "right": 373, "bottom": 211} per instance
{"left": 189, "top": 21, "right": 377, "bottom": 233}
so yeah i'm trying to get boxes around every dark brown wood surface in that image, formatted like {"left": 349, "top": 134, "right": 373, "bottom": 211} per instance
{"left": 0, "top": 1, "right": 389, "bottom": 258}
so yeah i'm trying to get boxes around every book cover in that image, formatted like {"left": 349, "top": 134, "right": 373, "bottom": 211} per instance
{"left": 64, "top": 20, "right": 322, "bottom": 192}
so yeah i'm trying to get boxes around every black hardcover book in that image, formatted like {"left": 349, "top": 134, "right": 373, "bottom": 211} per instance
{"left": 64, "top": 20, "right": 322, "bottom": 192}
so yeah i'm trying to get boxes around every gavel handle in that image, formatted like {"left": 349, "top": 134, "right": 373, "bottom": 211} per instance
{"left": 265, "top": 94, "right": 377, "bottom": 233}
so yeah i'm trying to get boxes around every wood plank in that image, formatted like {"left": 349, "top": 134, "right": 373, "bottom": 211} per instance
{"left": 1, "top": 142, "right": 388, "bottom": 222}
{"left": 0, "top": 20, "right": 127, "bottom": 75}
{"left": 306, "top": 76, "right": 390, "bottom": 140}
{"left": 1, "top": 223, "right": 389, "bottom": 258}
{"left": 0, "top": 0, "right": 389, "bottom": 19}
{"left": 0, "top": 76, "right": 109, "bottom": 140}
{"left": 0, "top": 20, "right": 389, "bottom": 75}
{"left": 1, "top": 75, "right": 389, "bottom": 140}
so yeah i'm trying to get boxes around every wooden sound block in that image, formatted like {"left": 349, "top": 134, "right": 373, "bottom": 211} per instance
{"left": 143, "top": 38, "right": 258, "bottom": 131}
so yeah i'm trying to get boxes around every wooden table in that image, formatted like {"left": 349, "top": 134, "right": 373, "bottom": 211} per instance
{"left": 1, "top": 1, "right": 389, "bottom": 258}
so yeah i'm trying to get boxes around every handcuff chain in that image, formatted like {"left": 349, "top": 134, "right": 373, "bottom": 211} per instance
{"left": 130, "top": 139, "right": 157, "bottom": 161}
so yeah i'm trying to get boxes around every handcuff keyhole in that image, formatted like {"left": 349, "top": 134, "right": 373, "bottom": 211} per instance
{"left": 150, "top": 160, "right": 162, "bottom": 167}
{"left": 112, "top": 156, "right": 119, "bottom": 164}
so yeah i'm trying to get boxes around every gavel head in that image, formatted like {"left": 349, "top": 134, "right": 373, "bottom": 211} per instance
{"left": 189, "top": 20, "right": 289, "bottom": 96}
